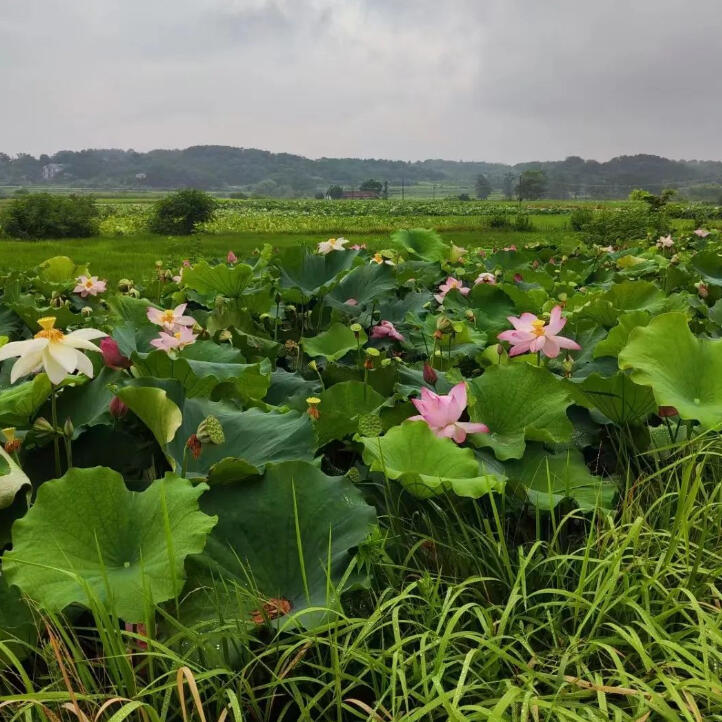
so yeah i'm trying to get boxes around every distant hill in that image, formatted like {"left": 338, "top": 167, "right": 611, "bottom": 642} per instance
{"left": 2, "top": 146, "right": 722, "bottom": 200}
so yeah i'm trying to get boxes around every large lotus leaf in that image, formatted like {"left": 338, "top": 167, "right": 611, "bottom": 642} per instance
{"left": 0, "top": 573, "right": 35, "bottom": 663}
{"left": 467, "top": 365, "right": 574, "bottom": 460}
{"left": 360, "top": 421, "right": 505, "bottom": 499}
{"left": 619, "top": 312, "right": 722, "bottom": 428}
{"left": 593, "top": 311, "right": 650, "bottom": 359}
{"left": 506, "top": 444, "right": 616, "bottom": 511}
{"left": 265, "top": 369, "right": 321, "bottom": 412}
{"left": 36, "top": 256, "right": 89, "bottom": 284}
{"left": 277, "top": 247, "right": 359, "bottom": 302}
{"left": 153, "top": 396, "right": 316, "bottom": 482}
{"left": 0, "top": 374, "right": 52, "bottom": 427}
{"left": 468, "top": 285, "right": 517, "bottom": 333}
{"left": 303, "top": 323, "right": 367, "bottom": 362}
{"left": 0, "top": 447, "right": 30, "bottom": 512}
{"left": 710, "top": 299, "right": 722, "bottom": 328}
{"left": 389, "top": 229, "right": 449, "bottom": 263}
{"left": 315, "top": 381, "right": 385, "bottom": 446}
{"left": 3, "top": 290, "right": 79, "bottom": 331}
{"left": 182, "top": 461, "right": 376, "bottom": 628}
{"left": 132, "top": 342, "right": 270, "bottom": 400}
{"left": 106, "top": 295, "right": 163, "bottom": 355}
{"left": 567, "top": 372, "right": 656, "bottom": 425}
{"left": 54, "top": 367, "right": 124, "bottom": 437}
{"left": 327, "top": 262, "right": 397, "bottom": 309}
{"left": 116, "top": 384, "right": 184, "bottom": 444}
{"left": 690, "top": 251, "right": 722, "bottom": 286}
{"left": 182, "top": 260, "right": 253, "bottom": 297}
{"left": 377, "top": 291, "right": 432, "bottom": 324}
{"left": 0, "top": 305, "right": 23, "bottom": 339}
{"left": 3, "top": 467, "right": 216, "bottom": 621}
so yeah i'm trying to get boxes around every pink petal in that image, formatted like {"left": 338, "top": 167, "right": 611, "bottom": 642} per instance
{"left": 541, "top": 336, "right": 560, "bottom": 358}
{"left": 457, "top": 421, "right": 489, "bottom": 435}
{"left": 529, "top": 336, "right": 546, "bottom": 353}
{"left": 508, "top": 341, "right": 532, "bottom": 357}
{"left": 546, "top": 306, "right": 566, "bottom": 335}
{"left": 446, "top": 382, "right": 467, "bottom": 421}
{"left": 554, "top": 336, "right": 581, "bottom": 351}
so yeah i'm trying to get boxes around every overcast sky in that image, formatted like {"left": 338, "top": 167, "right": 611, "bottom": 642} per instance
{"left": 2, "top": 0, "right": 722, "bottom": 163}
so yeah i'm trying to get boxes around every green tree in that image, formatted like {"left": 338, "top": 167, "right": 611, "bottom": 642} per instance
{"left": 0, "top": 193, "right": 98, "bottom": 239}
{"left": 502, "top": 172, "right": 516, "bottom": 200}
{"left": 516, "top": 170, "right": 548, "bottom": 201}
{"left": 474, "top": 174, "right": 492, "bottom": 199}
{"left": 148, "top": 189, "right": 217, "bottom": 235}
{"left": 326, "top": 185, "right": 343, "bottom": 199}
{"left": 360, "top": 179, "right": 383, "bottom": 193}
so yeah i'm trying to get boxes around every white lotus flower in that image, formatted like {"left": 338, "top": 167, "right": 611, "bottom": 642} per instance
{"left": 0, "top": 316, "right": 107, "bottom": 385}
{"left": 317, "top": 237, "right": 349, "bottom": 254}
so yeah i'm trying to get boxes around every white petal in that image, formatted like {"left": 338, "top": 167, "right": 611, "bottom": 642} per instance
{"left": 10, "top": 350, "right": 44, "bottom": 383}
{"left": 41, "top": 348, "right": 69, "bottom": 385}
{"left": 0, "top": 338, "right": 46, "bottom": 361}
{"left": 63, "top": 336, "right": 102, "bottom": 352}
{"left": 47, "top": 342, "right": 79, "bottom": 373}
{"left": 66, "top": 328, "right": 107, "bottom": 341}
{"left": 74, "top": 351, "right": 94, "bottom": 379}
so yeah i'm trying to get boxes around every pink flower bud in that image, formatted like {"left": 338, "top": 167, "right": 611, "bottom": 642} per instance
{"left": 227, "top": 250, "right": 237, "bottom": 264}
{"left": 109, "top": 396, "right": 128, "bottom": 419}
{"left": 423, "top": 362, "right": 438, "bottom": 385}
{"left": 658, "top": 406, "right": 678, "bottom": 418}
{"left": 100, "top": 338, "right": 131, "bottom": 369}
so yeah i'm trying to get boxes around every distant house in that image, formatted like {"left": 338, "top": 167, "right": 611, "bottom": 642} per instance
{"left": 42, "top": 163, "right": 64, "bottom": 180}
{"left": 135, "top": 172, "right": 147, "bottom": 181}
{"left": 340, "top": 190, "right": 380, "bottom": 199}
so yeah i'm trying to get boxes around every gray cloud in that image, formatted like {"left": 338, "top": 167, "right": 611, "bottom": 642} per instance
{"left": 2, "top": 0, "right": 721, "bottom": 162}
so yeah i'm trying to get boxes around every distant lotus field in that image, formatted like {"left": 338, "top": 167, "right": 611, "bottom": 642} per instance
{"left": 0, "top": 226, "right": 722, "bottom": 719}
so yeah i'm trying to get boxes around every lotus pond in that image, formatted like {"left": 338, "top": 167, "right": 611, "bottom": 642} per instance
{"left": 0, "top": 228, "right": 721, "bottom": 720}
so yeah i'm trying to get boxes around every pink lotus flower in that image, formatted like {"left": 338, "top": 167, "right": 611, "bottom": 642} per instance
{"left": 100, "top": 337, "right": 131, "bottom": 369}
{"left": 409, "top": 382, "right": 488, "bottom": 443}
{"left": 351, "top": 243, "right": 367, "bottom": 250}
{"left": 656, "top": 234, "right": 674, "bottom": 249}
{"left": 74, "top": 275, "right": 107, "bottom": 298}
{"left": 150, "top": 326, "right": 197, "bottom": 352}
{"left": 474, "top": 272, "right": 496, "bottom": 285}
{"left": 694, "top": 228, "right": 710, "bottom": 238}
{"left": 503, "top": 245, "right": 517, "bottom": 252}
{"left": 513, "top": 273, "right": 523, "bottom": 283}
{"left": 345, "top": 298, "right": 359, "bottom": 306}
{"left": 147, "top": 303, "right": 195, "bottom": 332}
{"left": 182, "top": 259, "right": 192, "bottom": 268}
{"left": 371, "top": 320, "right": 404, "bottom": 342}
{"left": 497, "top": 306, "right": 581, "bottom": 359}
{"left": 434, "top": 277, "right": 470, "bottom": 304}
{"left": 227, "top": 250, "right": 237, "bottom": 264}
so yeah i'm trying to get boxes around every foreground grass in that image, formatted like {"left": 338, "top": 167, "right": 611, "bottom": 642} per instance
{"left": 1, "top": 435, "right": 721, "bottom": 721}
{"left": 0, "top": 227, "right": 578, "bottom": 283}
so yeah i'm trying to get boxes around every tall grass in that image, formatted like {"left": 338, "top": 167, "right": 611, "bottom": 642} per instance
{"left": 1, "top": 435, "right": 721, "bottom": 720}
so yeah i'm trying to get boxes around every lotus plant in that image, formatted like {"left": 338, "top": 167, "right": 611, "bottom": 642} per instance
{"left": 371, "top": 320, "right": 404, "bottom": 342}
{"left": 409, "top": 382, "right": 488, "bottom": 443}
{"left": 151, "top": 326, "right": 197, "bottom": 352}
{"left": 474, "top": 272, "right": 496, "bottom": 285}
{"left": 434, "top": 277, "right": 470, "bottom": 304}
{"left": 656, "top": 234, "right": 674, "bottom": 249}
{"left": 73, "top": 275, "right": 107, "bottom": 298}
{"left": 497, "top": 306, "right": 580, "bottom": 359}
{"left": 317, "top": 237, "right": 349, "bottom": 254}
{"left": 147, "top": 303, "right": 196, "bottom": 332}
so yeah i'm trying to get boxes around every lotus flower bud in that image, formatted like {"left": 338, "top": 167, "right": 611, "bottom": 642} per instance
{"left": 33, "top": 417, "right": 55, "bottom": 435}
{"left": 100, "top": 338, "right": 131, "bottom": 370}
{"left": 218, "top": 330, "right": 232, "bottom": 342}
{"left": 196, "top": 416, "right": 225, "bottom": 445}
{"left": 423, "top": 362, "right": 438, "bottom": 385}
{"left": 436, "top": 317, "right": 454, "bottom": 335}
{"left": 658, "top": 406, "right": 678, "bottom": 418}
{"left": 109, "top": 396, "right": 128, "bottom": 419}
{"left": 63, "top": 418, "right": 74, "bottom": 439}
{"left": 465, "top": 310, "right": 475, "bottom": 323}
{"left": 308, "top": 360, "right": 318, "bottom": 372}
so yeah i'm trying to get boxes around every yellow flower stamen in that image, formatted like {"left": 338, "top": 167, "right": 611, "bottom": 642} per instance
{"left": 161, "top": 310, "right": 176, "bottom": 325}
{"left": 306, "top": 397, "right": 321, "bottom": 405}
{"left": 35, "top": 316, "right": 64, "bottom": 342}
{"left": 531, "top": 319, "right": 546, "bottom": 337}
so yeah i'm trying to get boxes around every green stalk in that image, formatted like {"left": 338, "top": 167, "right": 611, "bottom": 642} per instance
{"left": 50, "top": 385, "right": 61, "bottom": 477}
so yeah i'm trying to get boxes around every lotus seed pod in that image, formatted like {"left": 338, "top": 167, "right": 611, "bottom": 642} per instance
{"left": 196, "top": 415, "right": 225, "bottom": 445}
{"left": 345, "top": 467, "right": 361, "bottom": 483}
{"left": 357, "top": 413, "right": 382, "bottom": 438}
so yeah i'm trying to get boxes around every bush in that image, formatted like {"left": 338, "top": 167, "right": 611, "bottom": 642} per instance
{"left": 570, "top": 207, "right": 594, "bottom": 231}
{"left": 488, "top": 214, "right": 510, "bottom": 229}
{"left": 148, "top": 189, "right": 217, "bottom": 235}
{"left": 582, "top": 207, "right": 669, "bottom": 245}
{"left": 512, "top": 214, "right": 534, "bottom": 231}
{"left": 0, "top": 193, "right": 99, "bottom": 239}
{"left": 228, "top": 191, "right": 248, "bottom": 200}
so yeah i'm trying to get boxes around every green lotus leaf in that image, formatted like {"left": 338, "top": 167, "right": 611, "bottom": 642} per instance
{"left": 467, "top": 365, "right": 574, "bottom": 460}
{"left": 506, "top": 443, "right": 617, "bottom": 511}
{"left": 567, "top": 371, "right": 657, "bottom": 425}
{"left": 0, "top": 573, "right": 35, "bottom": 663}
{"left": 36, "top": 256, "right": 89, "bottom": 283}
{"left": 0, "top": 374, "right": 52, "bottom": 427}
{"left": 689, "top": 251, "right": 722, "bottom": 286}
{"left": 389, "top": 228, "right": 449, "bottom": 263}
{"left": 327, "top": 262, "right": 397, "bottom": 309}
{"left": 116, "top": 384, "right": 184, "bottom": 444}
{"left": 619, "top": 312, "right": 722, "bottom": 428}
{"left": 377, "top": 291, "right": 432, "bottom": 324}
{"left": 182, "top": 260, "right": 253, "bottom": 297}
{"left": 360, "top": 421, "right": 505, "bottom": 498}
{"left": 133, "top": 341, "right": 271, "bottom": 400}
{"left": 315, "top": 381, "right": 385, "bottom": 445}
{"left": 276, "top": 247, "right": 359, "bottom": 302}
{"left": 181, "top": 460, "right": 376, "bottom": 629}
{"left": 3, "top": 467, "right": 216, "bottom": 621}
{"left": 468, "top": 285, "right": 517, "bottom": 333}
{"left": 303, "top": 323, "right": 367, "bottom": 362}
{"left": 106, "top": 295, "right": 164, "bottom": 355}
{"left": 0, "top": 305, "right": 23, "bottom": 339}
{"left": 593, "top": 311, "right": 650, "bottom": 359}
{"left": 265, "top": 369, "right": 321, "bottom": 411}
{"left": 0, "top": 446, "right": 30, "bottom": 512}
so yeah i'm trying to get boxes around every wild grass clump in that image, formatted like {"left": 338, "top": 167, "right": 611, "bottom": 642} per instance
{"left": 1, "top": 435, "right": 721, "bottom": 721}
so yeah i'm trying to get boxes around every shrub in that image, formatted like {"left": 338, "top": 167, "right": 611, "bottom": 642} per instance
{"left": 582, "top": 207, "right": 669, "bottom": 245}
{"left": 570, "top": 207, "right": 594, "bottom": 231}
{"left": 0, "top": 193, "right": 99, "bottom": 239}
{"left": 457, "top": 193, "right": 471, "bottom": 201}
{"left": 228, "top": 191, "right": 248, "bottom": 199}
{"left": 148, "top": 189, "right": 217, "bottom": 235}
{"left": 512, "top": 214, "right": 534, "bottom": 231}
{"left": 488, "top": 214, "right": 510, "bottom": 229}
